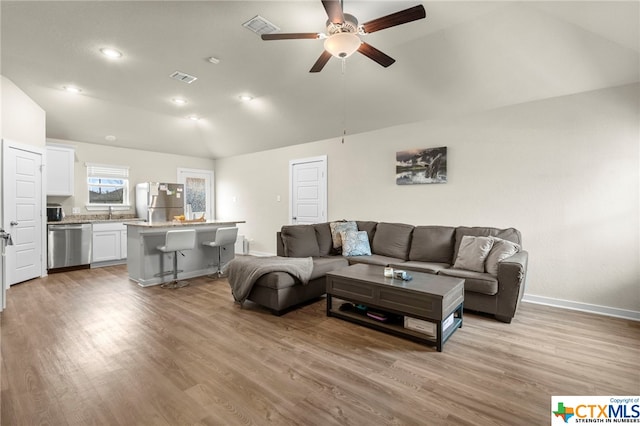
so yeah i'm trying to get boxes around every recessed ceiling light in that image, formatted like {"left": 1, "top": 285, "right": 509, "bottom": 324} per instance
{"left": 105, "top": 135, "right": 117, "bottom": 142}
{"left": 172, "top": 98, "right": 187, "bottom": 105}
{"left": 100, "top": 48, "right": 122, "bottom": 59}
{"left": 187, "top": 115, "right": 200, "bottom": 121}
{"left": 63, "top": 86, "right": 82, "bottom": 94}
{"left": 239, "top": 95, "right": 253, "bottom": 102}
{"left": 207, "top": 56, "right": 220, "bottom": 64}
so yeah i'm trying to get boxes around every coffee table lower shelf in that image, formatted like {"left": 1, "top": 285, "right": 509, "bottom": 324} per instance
{"left": 327, "top": 297, "right": 463, "bottom": 352}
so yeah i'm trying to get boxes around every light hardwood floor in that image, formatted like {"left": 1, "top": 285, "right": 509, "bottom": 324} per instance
{"left": 1, "top": 265, "right": 638, "bottom": 425}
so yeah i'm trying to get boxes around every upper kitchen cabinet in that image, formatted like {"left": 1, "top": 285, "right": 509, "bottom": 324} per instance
{"left": 46, "top": 144, "right": 75, "bottom": 196}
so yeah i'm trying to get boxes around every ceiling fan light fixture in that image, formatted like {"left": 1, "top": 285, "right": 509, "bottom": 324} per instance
{"left": 63, "top": 85, "right": 82, "bottom": 94}
{"left": 324, "top": 32, "right": 361, "bottom": 59}
{"left": 100, "top": 48, "right": 122, "bottom": 59}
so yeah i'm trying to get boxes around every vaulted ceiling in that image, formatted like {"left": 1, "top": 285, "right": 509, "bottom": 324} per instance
{"left": 2, "top": 1, "right": 638, "bottom": 159}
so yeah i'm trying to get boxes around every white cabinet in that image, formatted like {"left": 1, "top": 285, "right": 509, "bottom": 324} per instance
{"left": 92, "top": 222, "right": 127, "bottom": 265}
{"left": 120, "top": 229, "right": 127, "bottom": 259}
{"left": 46, "top": 145, "right": 75, "bottom": 196}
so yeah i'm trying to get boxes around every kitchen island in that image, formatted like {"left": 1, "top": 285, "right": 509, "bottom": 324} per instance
{"left": 125, "top": 220, "right": 245, "bottom": 287}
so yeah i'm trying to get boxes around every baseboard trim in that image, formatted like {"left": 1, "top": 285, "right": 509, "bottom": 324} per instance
{"left": 522, "top": 294, "right": 640, "bottom": 321}
{"left": 247, "top": 251, "right": 275, "bottom": 257}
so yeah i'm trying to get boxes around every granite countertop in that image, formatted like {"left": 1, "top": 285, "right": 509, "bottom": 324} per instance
{"left": 126, "top": 220, "right": 245, "bottom": 228}
{"left": 47, "top": 214, "right": 144, "bottom": 225}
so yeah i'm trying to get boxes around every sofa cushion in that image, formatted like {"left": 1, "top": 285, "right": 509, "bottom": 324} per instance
{"left": 281, "top": 225, "right": 320, "bottom": 258}
{"left": 390, "top": 261, "right": 451, "bottom": 274}
{"left": 356, "top": 221, "right": 378, "bottom": 246}
{"left": 439, "top": 268, "right": 499, "bottom": 295}
{"left": 454, "top": 226, "right": 521, "bottom": 261}
{"left": 453, "top": 236, "right": 494, "bottom": 272}
{"left": 346, "top": 254, "right": 405, "bottom": 267}
{"left": 309, "top": 257, "right": 349, "bottom": 280}
{"left": 254, "top": 257, "right": 348, "bottom": 290}
{"left": 371, "top": 222, "right": 414, "bottom": 260}
{"left": 330, "top": 221, "right": 357, "bottom": 250}
{"left": 485, "top": 237, "right": 521, "bottom": 276}
{"left": 409, "top": 226, "right": 456, "bottom": 263}
{"left": 341, "top": 231, "right": 372, "bottom": 256}
{"left": 313, "top": 222, "right": 334, "bottom": 256}
{"left": 254, "top": 271, "right": 298, "bottom": 290}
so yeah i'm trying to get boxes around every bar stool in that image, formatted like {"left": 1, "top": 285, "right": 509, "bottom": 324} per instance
{"left": 202, "top": 227, "right": 238, "bottom": 278}
{"left": 157, "top": 229, "right": 196, "bottom": 289}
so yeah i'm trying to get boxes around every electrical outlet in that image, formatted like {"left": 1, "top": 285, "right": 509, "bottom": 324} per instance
{"left": 72, "top": 207, "right": 80, "bottom": 214}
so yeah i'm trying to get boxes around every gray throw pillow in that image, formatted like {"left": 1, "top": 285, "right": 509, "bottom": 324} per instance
{"left": 452, "top": 235, "right": 494, "bottom": 272}
{"left": 485, "top": 237, "right": 520, "bottom": 276}
{"left": 329, "top": 221, "right": 357, "bottom": 249}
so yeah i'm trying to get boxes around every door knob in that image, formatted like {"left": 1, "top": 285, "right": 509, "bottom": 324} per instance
{"left": 10, "top": 221, "right": 18, "bottom": 226}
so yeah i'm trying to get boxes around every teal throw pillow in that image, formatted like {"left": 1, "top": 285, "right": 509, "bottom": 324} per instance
{"left": 341, "top": 231, "right": 372, "bottom": 257}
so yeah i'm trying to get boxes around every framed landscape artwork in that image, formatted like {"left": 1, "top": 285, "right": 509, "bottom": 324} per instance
{"left": 396, "top": 146, "right": 447, "bottom": 185}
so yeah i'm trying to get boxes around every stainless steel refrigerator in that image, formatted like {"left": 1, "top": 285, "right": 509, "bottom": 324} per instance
{"left": 136, "top": 182, "right": 185, "bottom": 222}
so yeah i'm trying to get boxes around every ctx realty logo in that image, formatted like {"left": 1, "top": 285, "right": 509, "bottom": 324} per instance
{"left": 552, "top": 396, "right": 640, "bottom": 424}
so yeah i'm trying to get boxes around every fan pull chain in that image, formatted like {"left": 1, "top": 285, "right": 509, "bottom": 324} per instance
{"left": 341, "top": 62, "right": 345, "bottom": 143}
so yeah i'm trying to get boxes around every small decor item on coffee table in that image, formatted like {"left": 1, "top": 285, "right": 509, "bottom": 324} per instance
{"left": 326, "top": 263, "right": 464, "bottom": 351}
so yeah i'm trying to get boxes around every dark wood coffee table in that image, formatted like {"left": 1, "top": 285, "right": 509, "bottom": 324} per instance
{"left": 326, "top": 263, "right": 464, "bottom": 351}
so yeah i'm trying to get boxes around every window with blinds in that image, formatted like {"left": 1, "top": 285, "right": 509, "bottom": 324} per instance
{"left": 86, "top": 163, "right": 129, "bottom": 206}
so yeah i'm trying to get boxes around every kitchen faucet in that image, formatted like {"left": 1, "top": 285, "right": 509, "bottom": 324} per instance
{"left": 108, "top": 206, "right": 113, "bottom": 220}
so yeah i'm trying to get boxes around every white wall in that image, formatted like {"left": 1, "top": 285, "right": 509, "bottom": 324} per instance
{"left": 215, "top": 83, "right": 639, "bottom": 314}
{"left": 46, "top": 138, "right": 215, "bottom": 215}
{"left": 1, "top": 76, "right": 46, "bottom": 148}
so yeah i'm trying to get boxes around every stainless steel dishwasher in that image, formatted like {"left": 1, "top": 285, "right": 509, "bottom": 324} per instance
{"left": 47, "top": 223, "right": 92, "bottom": 269}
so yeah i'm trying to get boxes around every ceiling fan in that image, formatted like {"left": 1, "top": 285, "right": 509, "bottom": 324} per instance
{"left": 261, "top": 0, "right": 426, "bottom": 72}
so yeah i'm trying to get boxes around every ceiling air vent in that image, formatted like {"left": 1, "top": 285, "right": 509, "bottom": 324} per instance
{"left": 169, "top": 71, "right": 198, "bottom": 84}
{"left": 243, "top": 15, "right": 280, "bottom": 35}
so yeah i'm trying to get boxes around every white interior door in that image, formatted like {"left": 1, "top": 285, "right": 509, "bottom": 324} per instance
{"left": 289, "top": 156, "right": 327, "bottom": 225}
{"left": 177, "top": 168, "right": 214, "bottom": 220}
{"left": 2, "top": 141, "right": 43, "bottom": 285}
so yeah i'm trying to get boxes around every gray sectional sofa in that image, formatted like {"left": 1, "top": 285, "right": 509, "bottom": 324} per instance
{"left": 246, "top": 221, "right": 528, "bottom": 323}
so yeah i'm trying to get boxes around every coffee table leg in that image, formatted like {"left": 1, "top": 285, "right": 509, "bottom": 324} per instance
{"left": 326, "top": 294, "right": 332, "bottom": 316}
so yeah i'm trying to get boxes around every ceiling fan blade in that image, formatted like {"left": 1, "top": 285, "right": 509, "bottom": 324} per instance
{"left": 262, "top": 33, "right": 321, "bottom": 40}
{"left": 361, "top": 5, "right": 426, "bottom": 34}
{"left": 357, "top": 42, "right": 396, "bottom": 68}
{"left": 322, "top": 0, "right": 344, "bottom": 24}
{"left": 310, "top": 50, "right": 333, "bottom": 73}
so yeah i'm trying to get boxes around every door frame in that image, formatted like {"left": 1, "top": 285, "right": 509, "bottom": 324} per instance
{"left": 289, "top": 155, "right": 327, "bottom": 225}
{"left": 177, "top": 168, "right": 214, "bottom": 221}
{"left": 1, "top": 139, "right": 46, "bottom": 300}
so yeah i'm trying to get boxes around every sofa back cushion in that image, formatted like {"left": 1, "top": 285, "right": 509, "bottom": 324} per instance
{"left": 371, "top": 222, "right": 414, "bottom": 260}
{"left": 453, "top": 226, "right": 521, "bottom": 261}
{"left": 409, "top": 226, "right": 456, "bottom": 263}
{"left": 356, "top": 221, "right": 378, "bottom": 246}
{"left": 313, "top": 222, "right": 334, "bottom": 256}
{"left": 281, "top": 225, "right": 320, "bottom": 257}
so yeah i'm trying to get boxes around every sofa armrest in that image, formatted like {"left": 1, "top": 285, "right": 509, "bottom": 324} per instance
{"left": 495, "top": 250, "right": 529, "bottom": 322}
{"left": 276, "top": 232, "right": 285, "bottom": 256}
